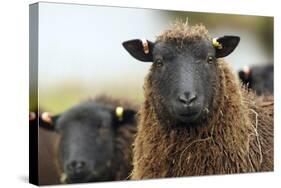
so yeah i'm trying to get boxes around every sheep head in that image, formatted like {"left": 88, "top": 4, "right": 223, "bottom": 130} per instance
{"left": 30, "top": 103, "right": 136, "bottom": 183}
{"left": 123, "top": 22, "right": 240, "bottom": 127}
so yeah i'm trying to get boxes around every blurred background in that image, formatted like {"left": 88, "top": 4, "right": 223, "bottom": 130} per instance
{"left": 30, "top": 2, "right": 273, "bottom": 113}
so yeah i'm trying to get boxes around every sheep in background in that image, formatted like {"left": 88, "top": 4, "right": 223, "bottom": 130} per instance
{"left": 30, "top": 95, "right": 138, "bottom": 184}
{"left": 29, "top": 110, "right": 60, "bottom": 185}
{"left": 239, "top": 64, "right": 273, "bottom": 95}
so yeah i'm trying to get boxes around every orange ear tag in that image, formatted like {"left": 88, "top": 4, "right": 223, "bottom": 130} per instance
{"left": 41, "top": 112, "right": 53, "bottom": 124}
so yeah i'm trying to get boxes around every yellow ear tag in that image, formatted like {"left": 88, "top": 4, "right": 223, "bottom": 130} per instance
{"left": 212, "top": 38, "right": 223, "bottom": 49}
{"left": 141, "top": 38, "right": 149, "bottom": 54}
{"left": 115, "top": 106, "right": 124, "bottom": 121}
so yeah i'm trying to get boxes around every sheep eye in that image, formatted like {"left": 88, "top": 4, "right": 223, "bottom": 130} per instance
{"left": 207, "top": 56, "right": 214, "bottom": 64}
{"left": 155, "top": 59, "right": 163, "bottom": 67}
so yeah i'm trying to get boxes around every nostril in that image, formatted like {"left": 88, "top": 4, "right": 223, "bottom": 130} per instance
{"left": 67, "top": 161, "right": 86, "bottom": 174}
{"left": 178, "top": 94, "right": 189, "bottom": 104}
{"left": 188, "top": 94, "right": 197, "bottom": 103}
{"left": 178, "top": 93, "right": 197, "bottom": 105}
{"left": 76, "top": 161, "right": 85, "bottom": 170}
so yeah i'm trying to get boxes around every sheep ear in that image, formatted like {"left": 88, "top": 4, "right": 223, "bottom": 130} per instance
{"left": 122, "top": 39, "right": 154, "bottom": 62}
{"left": 239, "top": 66, "right": 251, "bottom": 84}
{"left": 113, "top": 106, "right": 137, "bottom": 126}
{"left": 39, "top": 112, "right": 60, "bottom": 131}
{"left": 213, "top": 36, "right": 240, "bottom": 58}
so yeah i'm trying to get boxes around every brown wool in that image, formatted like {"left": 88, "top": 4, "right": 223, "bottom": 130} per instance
{"left": 131, "top": 22, "right": 273, "bottom": 179}
{"left": 156, "top": 20, "right": 211, "bottom": 43}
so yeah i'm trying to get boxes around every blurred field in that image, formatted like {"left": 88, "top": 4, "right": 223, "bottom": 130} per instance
{"left": 37, "top": 81, "right": 144, "bottom": 113}
{"left": 169, "top": 11, "right": 273, "bottom": 55}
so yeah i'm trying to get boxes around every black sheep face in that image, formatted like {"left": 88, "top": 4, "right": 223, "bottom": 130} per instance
{"left": 123, "top": 35, "right": 239, "bottom": 127}
{"left": 33, "top": 102, "right": 136, "bottom": 184}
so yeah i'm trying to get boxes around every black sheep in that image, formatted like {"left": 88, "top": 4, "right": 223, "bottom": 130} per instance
{"left": 30, "top": 96, "right": 137, "bottom": 184}
{"left": 239, "top": 64, "right": 273, "bottom": 95}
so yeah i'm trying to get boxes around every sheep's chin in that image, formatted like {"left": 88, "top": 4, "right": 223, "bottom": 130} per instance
{"left": 166, "top": 109, "right": 211, "bottom": 128}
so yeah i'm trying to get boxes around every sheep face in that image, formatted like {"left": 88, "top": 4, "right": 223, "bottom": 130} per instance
{"left": 123, "top": 35, "right": 239, "bottom": 126}
{"left": 56, "top": 105, "right": 115, "bottom": 183}
{"left": 35, "top": 102, "right": 136, "bottom": 183}
{"left": 149, "top": 39, "right": 218, "bottom": 125}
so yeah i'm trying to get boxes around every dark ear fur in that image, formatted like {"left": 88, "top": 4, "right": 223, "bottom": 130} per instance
{"left": 38, "top": 114, "right": 59, "bottom": 131}
{"left": 239, "top": 69, "right": 251, "bottom": 85}
{"left": 113, "top": 108, "right": 137, "bottom": 127}
{"left": 215, "top": 36, "right": 240, "bottom": 58}
{"left": 122, "top": 39, "right": 154, "bottom": 62}
{"left": 29, "top": 112, "right": 59, "bottom": 131}
{"left": 122, "top": 109, "right": 137, "bottom": 123}
{"left": 239, "top": 70, "right": 247, "bottom": 83}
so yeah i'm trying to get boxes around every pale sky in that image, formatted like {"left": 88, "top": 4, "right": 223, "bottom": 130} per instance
{"left": 38, "top": 2, "right": 271, "bottom": 87}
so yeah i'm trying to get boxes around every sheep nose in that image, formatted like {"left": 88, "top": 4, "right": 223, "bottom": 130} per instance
{"left": 66, "top": 160, "right": 87, "bottom": 175}
{"left": 178, "top": 92, "right": 197, "bottom": 106}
